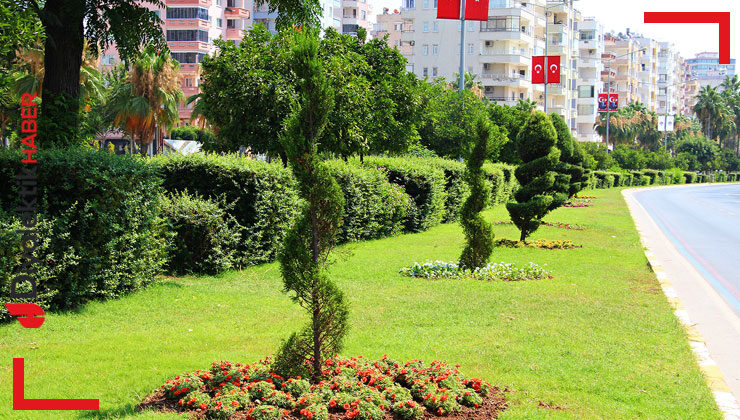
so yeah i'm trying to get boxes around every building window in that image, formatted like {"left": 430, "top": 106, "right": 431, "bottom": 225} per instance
{"left": 405, "top": 0, "right": 415, "bottom": 8}
{"left": 423, "top": 21, "right": 429, "bottom": 32}
{"left": 423, "top": 0, "right": 429, "bottom": 8}
{"left": 216, "top": 18, "right": 222, "bottom": 27}
{"left": 171, "top": 52, "right": 207, "bottom": 63}
{"left": 166, "top": 7, "right": 209, "bottom": 20}
{"left": 423, "top": 44, "right": 429, "bottom": 55}
{"left": 467, "top": 21, "right": 474, "bottom": 31}
{"left": 433, "top": 0, "right": 437, "bottom": 7}
{"left": 468, "top": 43, "right": 473, "bottom": 54}
{"left": 216, "top": 0, "right": 221, "bottom": 5}
{"left": 423, "top": 67, "right": 428, "bottom": 77}
{"left": 432, "top": 44, "right": 439, "bottom": 55}
{"left": 480, "top": 16, "right": 520, "bottom": 32}
{"left": 433, "top": 67, "right": 438, "bottom": 76}
{"left": 361, "top": 10, "right": 366, "bottom": 20}
{"left": 166, "top": 30, "right": 209, "bottom": 42}
{"left": 433, "top": 21, "right": 438, "bottom": 32}
{"left": 578, "top": 85, "right": 594, "bottom": 98}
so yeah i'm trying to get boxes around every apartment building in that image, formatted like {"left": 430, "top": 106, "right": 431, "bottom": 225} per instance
{"left": 543, "top": 0, "right": 580, "bottom": 134}
{"left": 371, "top": 8, "right": 413, "bottom": 55}
{"left": 686, "top": 52, "right": 737, "bottom": 88}
{"left": 632, "top": 36, "right": 659, "bottom": 112}
{"left": 342, "top": 0, "right": 373, "bottom": 35}
{"left": 602, "top": 33, "right": 639, "bottom": 109}
{"left": 574, "top": 17, "right": 603, "bottom": 142}
{"left": 656, "top": 42, "right": 683, "bottom": 116}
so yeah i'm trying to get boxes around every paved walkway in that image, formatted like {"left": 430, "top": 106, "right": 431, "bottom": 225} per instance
{"left": 624, "top": 184, "right": 740, "bottom": 419}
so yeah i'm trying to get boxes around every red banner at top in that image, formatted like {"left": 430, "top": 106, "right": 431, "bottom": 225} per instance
{"left": 437, "top": 0, "right": 489, "bottom": 21}
{"left": 547, "top": 55, "right": 561, "bottom": 84}
{"left": 532, "top": 56, "right": 545, "bottom": 84}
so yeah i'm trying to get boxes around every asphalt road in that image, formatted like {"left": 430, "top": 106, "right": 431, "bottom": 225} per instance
{"left": 634, "top": 184, "right": 740, "bottom": 316}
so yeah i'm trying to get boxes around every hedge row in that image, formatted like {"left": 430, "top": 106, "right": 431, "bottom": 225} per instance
{"left": 1, "top": 150, "right": 517, "bottom": 319}
{"left": 590, "top": 169, "right": 740, "bottom": 189}
{"left": 0, "top": 149, "right": 167, "bottom": 322}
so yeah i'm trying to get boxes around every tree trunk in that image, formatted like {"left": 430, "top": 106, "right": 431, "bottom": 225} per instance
{"left": 39, "top": 0, "right": 85, "bottom": 148}
{"left": 359, "top": 152, "right": 364, "bottom": 164}
{"left": 520, "top": 230, "right": 526, "bottom": 242}
{"left": 280, "top": 151, "right": 288, "bottom": 167}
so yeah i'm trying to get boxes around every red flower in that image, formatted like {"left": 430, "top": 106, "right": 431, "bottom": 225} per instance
{"left": 200, "top": 403, "right": 207, "bottom": 409}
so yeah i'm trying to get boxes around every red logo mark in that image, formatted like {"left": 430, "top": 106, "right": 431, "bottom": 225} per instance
{"left": 13, "top": 358, "right": 100, "bottom": 410}
{"left": 4, "top": 303, "right": 45, "bottom": 328}
{"left": 644, "top": 12, "right": 731, "bottom": 64}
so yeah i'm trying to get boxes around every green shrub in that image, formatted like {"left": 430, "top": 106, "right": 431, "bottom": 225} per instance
{"left": 683, "top": 172, "right": 696, "bottom": 184}
{"left": 666, "top": 168, "right": 684, "bottom": 184}
{"left": 325, "top": 160, "right": 411, "bottom": 242}
{"left": 0, "top": 148, "right": 167, "bottom": 318}
{"left": 642, "top": 170, "right": 659, "bottom": 185}
{"left": 482, "top": 162, "right": 517, "bottom": 205}
{"left": 151, "top": 153, "right": 300, "bottom": 266}
{"left": 160, "top": 191, "right": 242, "bottom": 275}
{"left": 363, "top": 157, "right": 447, "bottom": 232}
{"left": 415, "top": 157, "right": 468, "bottom": 223}
{"left": 506, "top": 111, "right": 560, "bottom": 242}
{"left": 593, "top": 171, "right": 615, "bottom": 189}
{"left": 716, "top": 172, "right": 726, "bottom": 182}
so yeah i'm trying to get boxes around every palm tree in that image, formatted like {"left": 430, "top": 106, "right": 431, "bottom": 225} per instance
{"left": 450, "top": 71, "right": 483, "bottom": 90}
{"left": 720, "top": 75, "right": 740, "bottom": 156}
{"left": 107, "top": 45, "right": 184, "bottom": 156}
{"left": 694, "top": 85, "right": 723, "bottom": 140}
{"left": 515, "top": 98, "right": 537, "bottom": 113}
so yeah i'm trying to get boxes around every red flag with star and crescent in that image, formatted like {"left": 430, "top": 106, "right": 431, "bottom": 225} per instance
{"left": 437, "top": 0, "right": 489, "bottom": 21}
{"left": 532, "top": 56, "right": 545, "bottom": 84}
{"left": 547, "top": 55, "right": 561, "bottom": 84}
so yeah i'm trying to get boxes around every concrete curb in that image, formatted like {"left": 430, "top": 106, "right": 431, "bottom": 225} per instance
{"left": 622, "top": 186, "right": 740, "bottom": 420}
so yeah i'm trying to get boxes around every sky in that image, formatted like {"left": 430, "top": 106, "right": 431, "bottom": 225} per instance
{"left": 371, "top": 0, "right": 739, "bottom": 61}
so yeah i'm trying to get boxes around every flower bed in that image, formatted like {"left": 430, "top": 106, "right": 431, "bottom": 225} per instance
{"left": 493, "top": 221, "right": 584, "bottom": 231}
{"left": 574, "top": 195, "right": 596, "bottom": 199}
{"left": 399, "top": 261, "right": 550, "bottom": 282}
{"left": 562, "top": 201, "right": 593, "bottom": 208}
{"left": 494, "top": 238, "right": 581, "bottom": 250}
{"left": 139, "top": 356, "right": 508, "bottom": 419}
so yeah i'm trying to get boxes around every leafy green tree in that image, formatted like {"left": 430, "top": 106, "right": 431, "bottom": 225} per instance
{"left": 274, "top": 30, "right": 348, "bottom": 382}
{"left": 582, "top": 142, "right": 615, "bottom": 170}
{"left": 459, "top": 116, "right": 504, "bottom": 269}
{"left": 611, "top": 145, "right": 646, "bottom": 170}
{"left": 676, "top": 136, "right": 719, "bottom": 171}
{"left": 417, "top": 82, "right": 489, "bottom": 158}
{"left": 489, "top": 103, "right": 529, "bottom": 164}
{"left": 450, "top": 71, "right": 482, "bottom": 90}
{"left": 506, "top": 111, "right": 560, "bottom": 242}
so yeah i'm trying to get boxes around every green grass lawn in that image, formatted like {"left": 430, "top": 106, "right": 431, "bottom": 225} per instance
{"left": 0, "top": 188, "right": 721, "bottom": 419}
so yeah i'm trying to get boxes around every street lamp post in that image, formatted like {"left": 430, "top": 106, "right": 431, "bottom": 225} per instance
{"left": 458, "top": 0, "right": 466, "bottom": 92}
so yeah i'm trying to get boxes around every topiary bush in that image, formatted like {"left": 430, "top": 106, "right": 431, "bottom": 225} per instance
{"left": 362, "top": 157, "right": 447, "bottom": 233}
{"left": 0, "top": 148, "right": 167, "bottom": 318}
{"left": 459, "top": 116, "right": 500, "bottom": 269}
{"left": 420, "top": 158, "right": 469, "bottom": 223}
{"left": 159, "top": 191, "right": 242, "bottom": 275}
{"left": 506, "top": 111, "right": 560, "bottom": 242}
{"left": 548, "top": 113, "right": 574, "bottom": 207}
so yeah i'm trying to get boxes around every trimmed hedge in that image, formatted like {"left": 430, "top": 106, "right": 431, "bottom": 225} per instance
{"left": 325, "top": 160, "right": 411, "bottom": 242}
{"left": 362, "top": 156, "right": 448, "bottom": 232}
{"left": 0, "top": 149, "right": 167, "bottom": 320}
{"left": 151, "top": 153, "right": 301, "bottom": 266}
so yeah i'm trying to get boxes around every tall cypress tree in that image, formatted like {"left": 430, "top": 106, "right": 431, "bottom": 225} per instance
{"left": 549, "top": 113, "right": 577, "bottom": 204}
{"left": 274, "top": 29, "right": 348, "bottom": 382}
{"left": 506, "top": 111, "right": 561, "bottom": 242}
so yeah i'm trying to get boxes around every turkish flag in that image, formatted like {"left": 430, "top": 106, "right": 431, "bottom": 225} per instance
{"left": 547, "top": 55, "right": 560, "bottom": 84}
{"left": 437, "top": 0, "right": 459, "bottom": 19}
{"left": 532, "top": 56, "right": 545, "bottom": 84}
{"left": 437, "top": 0, "right": 489, "bottom": 20}
{"left": 465, "top": 0, "right": 489, "bottom": 21}
{"left": 609, "top": 94, "right": 619, "bottom": 111}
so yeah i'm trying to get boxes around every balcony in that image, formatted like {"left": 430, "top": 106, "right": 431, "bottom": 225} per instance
{"left": 484, "top": 96, "right": 520, "bottom": 107}
{"left": 547, "top": 84, "right": 566, "bottom": 95}
{"left": 547, "top": 23, "right": 568, "bottom": 35}
{"left": 479, "top": 49, "right": 530, "bottom": 65}
{"left": 547, "top": 42, "right": 566, "bottom": 55}
{"left": 167, "top": 0, "right": 211, "bottom": 6}
{"left": 166, "top": 19, "right": 210, "bottom": 30}
{"left": 225, "top": 7, "right": 250, "bottom": 18}
{"left": 479, "top": 73, "right": 531, "bottom": 87}
{"left": 601, "top": 52, "right": 616, "bottom": 61}
{"left": 168, "top": 41, "right": 211, "bottom": 52}
{"left": 479, "top": 27, "right": 533, "bottom": 43}
{"left": 225, "top": 28, "right": 244, "bottom": 40}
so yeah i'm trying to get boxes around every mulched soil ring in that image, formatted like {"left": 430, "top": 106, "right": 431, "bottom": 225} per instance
{"left": 138, "top": 387, "right": 509, "bottom": 419}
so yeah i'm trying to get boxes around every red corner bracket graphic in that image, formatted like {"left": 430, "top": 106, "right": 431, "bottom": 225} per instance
{"left": 644, "top": 12, "right": 731, "bottom": 64}
{"left": 13, "top": 358, "right": 99, "bottom": 410}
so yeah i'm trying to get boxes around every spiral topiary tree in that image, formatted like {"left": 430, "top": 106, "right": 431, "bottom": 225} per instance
{"left": 274, "top": 29, "right": 349, "bottom": 383}
{"left": 459, "top": 115, "right": 501, "bottom": 269}
{"left": 506, "top": 111, "right": 561, "bottom": 242}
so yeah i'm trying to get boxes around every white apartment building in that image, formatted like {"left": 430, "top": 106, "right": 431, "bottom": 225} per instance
{"left": 632, "top": 36, "right": 659, "bottom": 112}
{"left": 342, "top": 0, "right": 373, "bottom": 35}
{"left": 575, "top": 17, "right": 603, "bottom": 142}
{"left": 656, "top": 42, "right": 684, "bottom": 116}
{"left": 398, "top": 0, "right": 594, "bottom": 135}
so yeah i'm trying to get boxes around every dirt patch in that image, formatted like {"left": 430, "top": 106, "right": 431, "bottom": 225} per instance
{"left": 538, "top": 400, "right": 566, "bottom": 410}
{"left": 139, "top": 387, "right": 509, "bottom": 419}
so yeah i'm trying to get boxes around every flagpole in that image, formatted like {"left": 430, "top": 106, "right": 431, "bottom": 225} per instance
{"left": 458, "top": 0, "right": 466, "bottom": 92}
